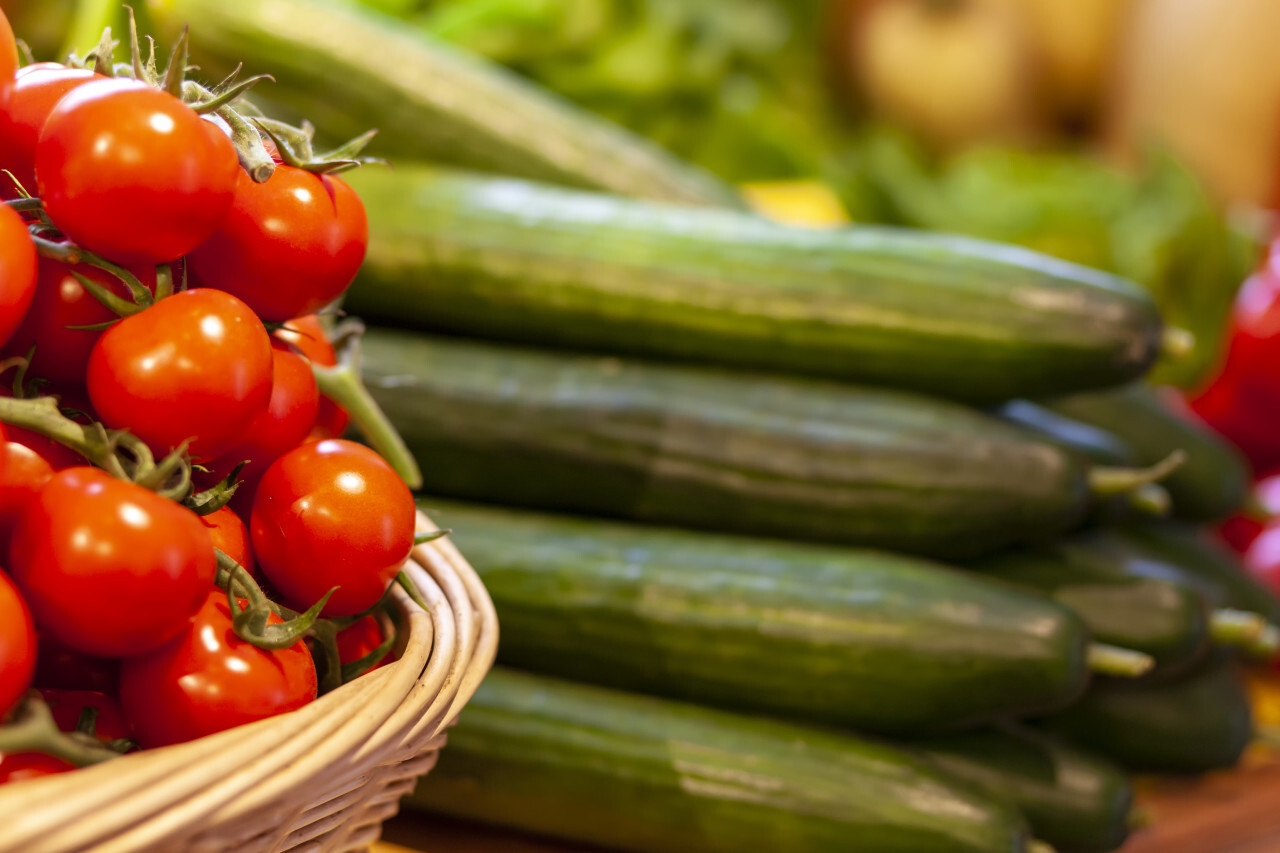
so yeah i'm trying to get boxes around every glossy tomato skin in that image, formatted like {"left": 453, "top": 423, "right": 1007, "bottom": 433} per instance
{"left": 0, "top": 9, "right": 16, "bottom": 113}
{"left": 0, "top": 752, "right": 72, "bottom": 783}
{"left": 0, "top": 204, "right": 36, "bottom": 351}
{"left": 120, "top": 591, "right": 317, "bottom": 748}
{"left": 336, "top": 614, "right": 390, "bottom": 674}
{"left": 41, "top": 688, "right": 131, "bottom": 741}
{"left": 4, "top": 251, "right": 154, "bottom": 385}
{"left": 36, "top": 78, "right": 239, "bottom": 264}
{"left": 201, "top": 339, "right": 319, "bottom": 492}
{"left": 252, "top": 440, "right": 415, "bottom": 617}
{"left": 0, "top": 441, "right": 54, "bottom": 554}
{"left": 275, "top": 315, "right": 349, "bottom": 439}
{"left": 9, "top": 467, "right": 215, "bottom": 657}
{"left": 200, "top": 505, "right": 254, "bottom": 576}
{"left": 189, "top": 166, "right": 368, "bottom": 321}
{"left": 0, "top": 64, "right": 97, "bottom": 200}
{"left": 0, "top": 570, "right": 36, "bottom": 719}
{"left": 87, "top": 289, "right": 274, "bottom": 460}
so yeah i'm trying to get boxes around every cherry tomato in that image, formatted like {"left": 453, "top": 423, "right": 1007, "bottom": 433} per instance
{"left": 251, "top": 440, "right": 415, "bottom": 617}
{"left": 200, "top": 505, "right": 254, "bottom": 576}
{"left": 3, "top": 250, "right": 155, "bottom": 385}
{"left": 201, "top": 339, "right": 319, "bottom": 492}
{"left": 0, "top": 64, "right": 98, "bottom": 200}
{"left": 0, "top": 389, "right": 85, "bottom": 471}
{"left": 0, "top": 441, "right": 54, "bottom": 554}
{"left": 0, "top": 203, "right": 36, "bottom": 350}
{"left": 0, "top": 9, "right": 16, "bottom": 113}
{"left": 8, "top": 467, "right": 215, "bottom": 657}
{"left": 336, "top": 614, "right": 391, "bottom": 674}
{"left": 188, "top": 165, "right": 368, "bottom": 321}
{"left": 0, "top": 570, "right": 35, "bottom": 719}
{"left": 36, "top": 78, "right": 239, "bottom": 264}
{"left": 87, "top": 289, "right": 273, "bottom": 459}
{"left": 32, "top": 631, "right": 118, "bottom": 693}
{"left": 275, "top": 314, "right": 349, "bottom": 439}
{"left": 119, "top": 591, "right": 317, "bottom": 748}
{"left": 0, "top": 752, "right": 72, "bottom": 783}
{"left": 41, "top": 688, "right": 131, "bottom": 742}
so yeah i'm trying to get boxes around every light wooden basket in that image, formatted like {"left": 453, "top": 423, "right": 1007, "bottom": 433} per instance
{"left": 0, "top": 510, "right": 497, "bottom": 853}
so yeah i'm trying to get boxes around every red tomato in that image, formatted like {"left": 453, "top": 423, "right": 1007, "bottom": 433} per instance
{"left": 4, "top": 250, "right": 155, "bottom": 385}
{"left": 200, "top": 339, "right": 320, "bottom": 492}
{"left": 251, "top": 440, "right": 414, "bottom": 617}
{"left": 0, "top": 570, "right": 35, "bottom": 719}
{"left": 86, "top": 289, "right": 274, "bottom": 459}
{"left": 200, "top": 505, "right": 254, "bottom": 575}
{"left": 188, "top": 165, "right": 368, "bottom": 321}
{"left": 0, "top": 9, "right": 16, "bottom": 113}
{"left": 0, "top": 203, "right": 36, "bottom": 350}
{"left": 0, "top": 441, "right": 54, "bottom": 553}
{"left": 32, "top": 631, "right": 118, "bottom": 693}
{"left": 36, "top": 78, "right": 239, "bottom": 264}
{"left": 0, "top": 752, "right": 72, "bottom": 783}
{"left": 0, "top": 64, "right": 98, "bottom": 200}
{"left": 336, "top": 614, "right": 391, "bottom": 673}
{"left": 119, "top": 591, "right": 317, "bottom": 748}
{"left": 0, "top": 389, "right": 86, "bottom": 471}
{"left": 8, "top": 467, "right": 215, "bottom": 657}
{"left": 41, "top": 688, "right": 131, "bottom": 742}
{"left": 275, "top": 314, "right": 349, "bottom": 439}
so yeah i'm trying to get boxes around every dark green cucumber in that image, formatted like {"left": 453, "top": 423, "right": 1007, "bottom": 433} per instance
{"left": 1040, "top": 383, "right": 1250, "bottom": 521}
{"left": 427, "top": 498, "right": 1097, "bottom": 735}
{"left": 995, "top": 401, "right": 1135, "bottom": 467}
{"left": 1041, "top": 654, "right": 1253, "bottom": 774}
{"left": 366, "top": 329, "right": 1096, "bottom": 560}
{"left": 910, "top": 726, "right": 1134, "bottom": 853}
{"left": 153, "top": 0, "right": 741, "bottom": 207}
{"left": 406, "top": 668, "right": 1033, "bottom": 853}
{"left": 967, "top": 534, "right": 1211, "bottom": 671}
{"left": 343, "top": 166, "right": 1163, "bottom": 403}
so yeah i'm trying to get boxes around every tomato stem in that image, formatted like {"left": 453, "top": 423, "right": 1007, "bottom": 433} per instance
{"left": 212, "top": 102, "right": 275, "bottom": 183}
{"left": 0, "top": 692, "right": 126, "bottom": 768}
{"left": 30, "top": 235, "right": 153, "bottom": 313}
{"left": 4, "top": 197, "right": 42, "bottom": 212}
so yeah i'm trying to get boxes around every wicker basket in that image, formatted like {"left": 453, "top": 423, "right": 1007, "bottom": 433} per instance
{"left": 0, "top": 510, "right": 498, "bottom": 853}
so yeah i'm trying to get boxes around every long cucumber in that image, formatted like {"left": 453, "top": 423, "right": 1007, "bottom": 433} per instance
{"left": 344, "top": 166, "right": 1163, "bottom": 403}
{"left": 426, "top": 498, "right": 1140, "bottom": 736}
{"left": 406, "top": 668, "right": 1036, "bottom": 853}
{"left": 366, "top": 329, "right": 1113, "bottom": 560}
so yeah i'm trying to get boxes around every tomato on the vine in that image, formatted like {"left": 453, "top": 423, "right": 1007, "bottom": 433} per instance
{"left": 275, "top": 314, "right": 349, "bottom": 439}
{"left": 119, "top": 591, "right": 317, "bottom": 748}
{"left": 36, "top": 78, "right": 239, "bottom": 264}
{"left": 251, "top": 439, "right": 415, "bottom": 617}
{"left": 200, "top": 505, "right": 254, "bottom": 576}
{"left": 0, "top": 752, "right": 72, "bottom": 783}
{"left": 0, "top": 64, "right": 98, "bottom": 200}
{"left": 188, "top": 165, "right": 368, "bottom": 321}
{"left": 0, "top": 441, "right": 55, "bottom": 553}
{"left": 0, "top": 9, "right": 16, "bottom": 113}
{"left": 0, "top": 570, "right": 36, "bottom": 719}
{"left": 336, "top": 615, "right": 391, "bottom": 674}
{"left": 0, "top": 203, "right": 36, "bottom": 351}
{"left": 41, "top": 688, "right": 131, "bottom": 742}
{"left": 8, "top": 467, "right": 215, "bottom": 657}
{"left": 87, "top": 288, "right": 274, "bottom": 459}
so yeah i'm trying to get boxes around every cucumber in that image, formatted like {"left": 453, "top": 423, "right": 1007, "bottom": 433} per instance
{"left": 1041, "top": 653, "right": 1253, "bottom": 774}
{"left": 994, "top": 401, "right": 1135, "bottom": 466}
{"left": 427, "top": 498, "right": 1099, "bottom": 735}
{"left": 365, "top": 329, "right": 1097, "bottom": 560}
{"left": 1040, "top": 383, "right": 1250, "bottom": 521}
{"left": 343, "top": 166, "right": 1164, "bottom": 404}
{"left": 966, "top": 534, "right": 1211, "bottom": 671}
{"left": 910, "top": 726, "right": 1134, "bottom": 853}
{"left": 152, "top": 0, "right": 742, "bottom": 207}
{"left": 406, "top": 668, "right": 1035, "bottom": 853}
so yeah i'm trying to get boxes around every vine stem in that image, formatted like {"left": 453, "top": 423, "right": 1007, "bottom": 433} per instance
{"left": 0, "top": 693, "right": 124, "bottom": 768}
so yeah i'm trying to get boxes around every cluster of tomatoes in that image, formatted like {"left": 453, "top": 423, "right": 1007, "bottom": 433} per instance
{"left": 0, "top": 12, "right": 416, "bottom": 781}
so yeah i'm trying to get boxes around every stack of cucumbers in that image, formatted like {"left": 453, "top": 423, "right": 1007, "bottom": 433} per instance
{"left": 155, "top": 2, "right": 1277, "bottom": 850}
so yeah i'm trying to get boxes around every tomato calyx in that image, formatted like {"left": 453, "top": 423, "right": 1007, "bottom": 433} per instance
{"left": 27, "top": 232, "right": 158, "bottom": 322}
{"left": 186, "top": 460, "right": 247, "bottom": 516}
{"left": 252, "top": 116, "right": 382, "bottom": 176}
{"left": 0, "top": 692, "right": 129, "bottom": 769}
{"left": 311, "top": 320, "right": 423, "bottom": 489}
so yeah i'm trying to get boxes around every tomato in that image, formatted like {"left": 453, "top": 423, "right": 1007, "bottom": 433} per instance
{"left": 275, "top": 314, "right": 349, "bottom": 439}
{"left": 87, "top": 289, "right": 274, "bottom": 459}
{"left": 41, "top": 689, "right": 131, "bottom": 742}
{"left": 251, "top": 440, "right": 415, "bottom": 617}
{"left": 35, "top": 78, "right": 239, "bottom": 264}
{"left": 8, "top": 467, "right": 215, "bottom": 657}
{"left": 119, "top": 591, "right": 317, "bottom": 748}
{"left": 0, "top": 64, "right": 98, "bottom": 200}
{"left": 200, "top": 505, "right": 253, "bottom": 575}
{"left": 188, "top": 165, "right": 368, "bottom": 321}
{"left": 0, "top": 389, "right": 85, "bottom": 471}
{"left": 0, "top": 203, "right": 36, "bottom": 351}
{"left": 200, "top": 339, "right": 319, "bottom": 493}
{"left": 0, "top": 570, "right": 35, "bottom": 719}
{"left": 4, "top": 250, "right": 155, "bottom": 385}
{"left": 336, "top": 614, "right": 391, "bottom": 673}
{"left": 32, "top": 631, "right": 118, "bottom": 693}
{"left": 0, "top": 9, "right": 16, "bottom": 114}
{"left": 0, "top": 752, "right": 72, "bottom": 783}
{"left": 0, "top": 441, "right": 54, "bottom": 554}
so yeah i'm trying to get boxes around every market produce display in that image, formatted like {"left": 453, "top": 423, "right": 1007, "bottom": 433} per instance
{"left": 0, "top": 9, "right": 425, "bottom": 790}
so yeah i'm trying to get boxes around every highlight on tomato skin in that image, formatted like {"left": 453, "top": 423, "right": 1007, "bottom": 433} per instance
{"left": 0, "top": 63, "right": 99, "bottom": 202}
{"left": 0, "top": 570, "right": 37, "bottom": 720}
{"left": 0, "top": 203, "right": 37, "bottom": 352}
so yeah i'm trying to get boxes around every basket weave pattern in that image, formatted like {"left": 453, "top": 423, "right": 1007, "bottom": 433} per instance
{"left": 0, "top": 510, "right": 498, "bottom": 853}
